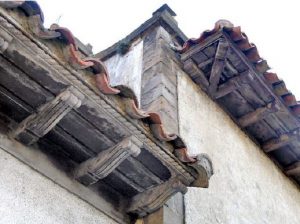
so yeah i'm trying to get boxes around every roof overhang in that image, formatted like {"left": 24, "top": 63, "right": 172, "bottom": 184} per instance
{"left": 178, "top": 20, "right": 300, "bottom": 186}
{"left": 0, "top": 1, "right": 214, "bottom": 220}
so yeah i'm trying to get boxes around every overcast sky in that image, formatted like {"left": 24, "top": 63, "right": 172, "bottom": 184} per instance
{"left": 39, "top": 0, "right": 300, "bottom": 98}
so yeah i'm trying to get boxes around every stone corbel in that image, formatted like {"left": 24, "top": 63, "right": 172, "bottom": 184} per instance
{"left": 74, "top": 136, "right": 142, "bottom": 186}
{"left": 10, "top": 86, "right": 84, "bottom": 145}
{"left": 188, "top": 153, "right": 214, "bottom": 188}
{"left": 127, "top": 178, "right": 187, "bottom": 217}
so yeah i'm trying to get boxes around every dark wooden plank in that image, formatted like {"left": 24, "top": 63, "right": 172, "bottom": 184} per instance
{"left": 285, "top": 161, "right": 300, "bottom": 176}
{"left": 102, "top": 172, "right": 140, "bottom": 198}
{"left": 4, "top": 48, "right": 67, "bottom": 95}
{"left": 77, "top": 101, "right": 127, "bottom": 142}
{"left": 181, "top": 33, "right": 222, "bottom": 61}
{"left": 0, "top": 55, "right": 53, "bottom": 108}
{"left": 58, "top": 111, "right": 114, "bottom": 154}
{"left": 0, "top": 85, "right": 33, "bottom": 122}
{"left": 262, "top": 129, "right": 299, "bottom": 152}
{"left": 217, "top": 91, "right": 253, "bottom": 118}
{"left": 237, "top": 102, "right": 279, "bottom": 127}
{"left": 135, "top": 149, "right": 171, "bottom": 181}
{"left": 245, "top": 121, "right": 277, "bottom": 143}
{"left": 237, "top": 84, "right": 265, "bottom": 109}
{"left": 183, "top": 59, "right": 209, "bottom": 90}
{"left": 197, "top": 58, "right": 214, "bottom": 69}
{"left": 208, "top": 39, "right": 228, "bottom": 95}
{"left": 263, "top": 114, "right": 290, "bottom": 136}
{"left": 269, "top": 146, "right": 299, "bottom": 167}
{"left": 45, "top": 127, "right": 94, "bottom": 163}
{"left": 214, "top": 81, "right": 237, "bottom": 99}
{"left": 191, "top": 51, "right": 208, "bottom": 64}
{"left": 226, "top": 48, "right": 248, "bottom": 73}
{"left": 224, "top": 59, "right": 238, "bottom": 77}
{"left": 118, "top": 157, "right": 163, "bottom": 189}
{"left": 202, "top": 42, "right": 218, "bottom": 58}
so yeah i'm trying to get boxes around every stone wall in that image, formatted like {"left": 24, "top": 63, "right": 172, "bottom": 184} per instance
{"left": 178, "top": 71, "right": 300, "bottom": 224}
{"left": 141, "top": 26, "right": 180, "bottom": 134}
{"left": 0, "top": 147, "right": 117, "bottom": 224}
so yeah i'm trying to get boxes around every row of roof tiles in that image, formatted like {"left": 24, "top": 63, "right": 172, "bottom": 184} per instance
{"left": 0, "top": 1, "right": 199, "bottom": 166}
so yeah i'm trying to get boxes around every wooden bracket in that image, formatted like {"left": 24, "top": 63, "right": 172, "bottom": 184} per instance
{"left": 237, "top": 101, "right": 280, "bottom": 127}
{"left": 183, "top": 58, "right": 209, "bottom": 91}
{"left": 10, "top": 87, "right": 84, "bottom": 145}
{"left": 285, "top": 161, "right": 300, "bottom": 176}
{"left": 213, "top": 70, "right": 253, "bottom": 99}
{"left": 127, "top": 178, "right": 187, "bottom": 217}
{"left": 75, "top": 136, "right": 142, "bottom": 186}
{"left": 262, "top": 129, "right": 300, "bottom": 152}
{"left": 208, "top": 39, "right": 229, "bottom": 96}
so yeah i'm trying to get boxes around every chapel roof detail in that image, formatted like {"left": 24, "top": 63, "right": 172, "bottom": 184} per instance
{"left": 0, "top": 1, "right": 214, "bottom": 219}
{"left": 176, "top": 20, "right": 300, "bottom": 186}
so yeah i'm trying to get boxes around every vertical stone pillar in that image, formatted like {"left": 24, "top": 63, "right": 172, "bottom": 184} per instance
{"left": 140, "top": 7, "right": 185, "bottom": 224}
{"left": 141, "top": 25, "right": 179, "bottom": 134}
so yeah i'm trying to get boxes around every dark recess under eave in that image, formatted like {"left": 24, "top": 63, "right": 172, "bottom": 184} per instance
{"left": 179, "top": 20, "right": 300, "bottom": 186}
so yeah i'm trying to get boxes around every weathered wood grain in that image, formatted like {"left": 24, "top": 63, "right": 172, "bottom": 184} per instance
{"left": 75, "top": 136, "right": 142, "bottom": 186}
{"left": 237, "top": 101, "right": 279, "bottom": 128}
{"left": 285, "top": 161, "right": 300, "bottom": 176}
{"left": 263, "top": 129, "right": 300, "bottom": 153}
{"left": 208, "top": 39, "right": 228, "bottom": 95}
{"left": 10, "top": 87, "right": 84, "bottom": 145}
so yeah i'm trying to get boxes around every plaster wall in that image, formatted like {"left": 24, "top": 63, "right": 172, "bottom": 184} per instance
{"left": 104, "top": 39, "right": 144, "bottom": 105}
{"left": 0, "top": 148, "right": 117, "bottom": 224}
{"left": 177, "top": 71, "right": 300, "bottom": 224}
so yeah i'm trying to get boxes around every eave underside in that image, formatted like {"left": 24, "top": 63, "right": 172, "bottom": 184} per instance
{"left": 181, "top": 31, "right": 300, "bottom": 186}
{"left": 0, "top": 8, "right": 198, "bottom": 219}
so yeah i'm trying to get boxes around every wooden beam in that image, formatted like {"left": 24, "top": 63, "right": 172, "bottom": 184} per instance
{"left": 127, "top": 178, "right": 187, "bottom": 218}
{"left": 214, "top": 81, "right": 238, "bottom": 99}
{"left": 208, "top": 39, "right": 229, "bottom": 95}
{"left": 262, "top": 129, "right": 300, "bottom": 152}
{"left": 74, "top": 136, "right": 142, "bottom": 186}
{"left": 285, "top": 161, "right": 300, "bottom": 176}
{"left": 237, "top": 101, "right": 280, "bottom": 127}
{"left": 197, "top": 58, "right": 213, "bottom": 69}
{"left": 10, "top": 87, "right": 84, "bottom": 145}
{"left": 181, "top": 32, "right": 223, "bottom": 61}
{"left": 183, "top": 58, "right": 209, "bottom": 90}
{"left": 213, "top": 70, "right": 252, "bottom": 99}
{"left": 224, "top": 59, "right": 238, "bottom": 75}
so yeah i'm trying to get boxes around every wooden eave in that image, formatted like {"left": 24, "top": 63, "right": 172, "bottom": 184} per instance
{"left": 0, "top": 4, "right": 211, "bottom": 221}
{"left": 181, "top": 29, "right": 300, "bottom": 186}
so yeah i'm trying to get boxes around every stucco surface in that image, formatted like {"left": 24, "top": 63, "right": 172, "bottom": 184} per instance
{"left": 178, "top": 72, "right": 300, "bottom": 224}
{"left": 0, "top": 149, "right": 117, "bottom": 224}
{"left": 104, "top": 39, "right": 143, "bottom": 105}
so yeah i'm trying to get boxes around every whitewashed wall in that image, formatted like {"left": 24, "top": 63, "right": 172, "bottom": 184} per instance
{"left": 104, "top": 39, "right": 143, "bottom": 105}
{"left": 0, "top": 148, "right": 117, "bottom": 224}
{"left": 178, "top": 71, "right": 300, "bottom": 224}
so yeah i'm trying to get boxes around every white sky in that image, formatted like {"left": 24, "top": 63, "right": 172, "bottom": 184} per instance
{"left": 39, "top": 0, "right": 300, "bottom": 99}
